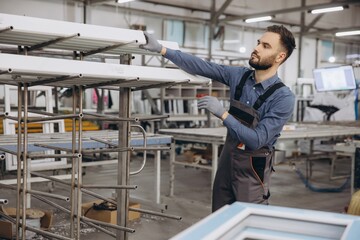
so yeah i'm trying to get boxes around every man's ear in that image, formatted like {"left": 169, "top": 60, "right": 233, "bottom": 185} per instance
{"left": 276, "top": 51, "right": 286, "bottom": 64}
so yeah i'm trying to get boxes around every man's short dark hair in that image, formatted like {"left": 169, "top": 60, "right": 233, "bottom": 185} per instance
{"left": 267, "top": 25, "right": 296, "bottom": 63}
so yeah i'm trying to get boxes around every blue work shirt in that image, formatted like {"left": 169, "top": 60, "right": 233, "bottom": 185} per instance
{"left": 164, "top": 49, "right": 295, "bottom": 150}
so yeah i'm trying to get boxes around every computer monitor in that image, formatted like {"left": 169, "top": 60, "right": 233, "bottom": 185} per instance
{"left": 313, "top": 65, "right": 357, "bottom": 92}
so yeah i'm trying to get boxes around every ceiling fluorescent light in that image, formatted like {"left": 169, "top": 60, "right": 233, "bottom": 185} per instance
{"left": 310, "top": 6, "right": 344, "bottom": 14}
{"left": 245, "top": 16, "right": 272, "bottom": 23}
{"left": 335, "top": 30, "right": 360, "bottom": 37}
{"left": 224, "top": 40, "right": 240, "bottom": 44}
{"left": 116, "top": 0, "right": 135, "bottom": 3}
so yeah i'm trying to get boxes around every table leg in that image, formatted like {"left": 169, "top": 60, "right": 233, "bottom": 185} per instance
{"left": 351, "top": 154, "right": 355, "bottom": 196}
{"left": 211, "top": 143, "right": 219, "bottom": 188}
{"left": 154, "top": 150, "right": 161, "bottom": 204}
{"left": 169, "top": 141, "right": 175, "bottom": 197}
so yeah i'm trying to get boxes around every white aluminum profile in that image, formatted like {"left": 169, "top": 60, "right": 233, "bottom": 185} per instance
{"left": 0, "top": 53, "right": 211, "bottom": 87}
{"left": 171, "top": 202, "right": 360, "bottom": 240}
{"left": 0, "top": 13, "right": 179, "bottom": 55}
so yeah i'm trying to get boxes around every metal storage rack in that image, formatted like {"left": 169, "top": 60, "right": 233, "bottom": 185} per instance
{"left": 0, "top": 13, "right": 210, "bottom": 240}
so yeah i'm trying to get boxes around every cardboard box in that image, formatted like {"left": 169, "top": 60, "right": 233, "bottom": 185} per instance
{"left": 81, "top": 200, "right": 140, "bottom": 224}
{"left": 0, "top": 206, "right": 53, "bottom": 239}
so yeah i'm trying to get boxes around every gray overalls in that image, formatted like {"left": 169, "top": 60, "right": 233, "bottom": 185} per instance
{"left": 212, "top": 70, "right": 285, "bottom": 212}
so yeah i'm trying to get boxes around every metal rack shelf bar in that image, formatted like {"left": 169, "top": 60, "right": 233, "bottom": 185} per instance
{"left": 131, "top": 80, "right": 190, "bottom": 91}
{"left": 83, "top": 78, "right": 138, "bottom": 89}
{"left": 26, "top": 33, "right": 80, "bottom": 52}
{"left": 28, "top": 74, "right": 82, "bottom": 87}
{"left": 83, "top": 112, "right": 137, "bottom": 122}
{"left": 81, "top": 40, "right": 138, "bottom": 57}
{"left": 27, "top": 113, "right": 81, "bottom": 123}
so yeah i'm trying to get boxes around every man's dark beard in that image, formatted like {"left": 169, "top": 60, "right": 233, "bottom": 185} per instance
{"left": 248, "top": 52, "right": 276, "bottom": 70}
{"left": 249, "top": 58, "right": 272, "bottom": 70}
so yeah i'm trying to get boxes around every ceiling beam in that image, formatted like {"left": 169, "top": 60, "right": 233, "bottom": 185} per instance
{"left": 211, "top": 0, "right": 233, "bottom": 23}
{"left": 304, "top": 13, "right": 324, "bottom": 32}
{"left": 219, "top": 0, "right": 360, "bottom": 23}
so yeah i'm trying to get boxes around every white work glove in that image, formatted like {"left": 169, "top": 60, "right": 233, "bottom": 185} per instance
{"left": 198, "top": 96, "right": 226, "bottom": 119}
{"left": 139, "top": 31, "right": 163, "bottom": 53}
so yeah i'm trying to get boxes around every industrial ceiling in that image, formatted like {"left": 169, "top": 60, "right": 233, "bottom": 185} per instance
{"left": 84, "top": 0, "right": 360, "bottom": 44}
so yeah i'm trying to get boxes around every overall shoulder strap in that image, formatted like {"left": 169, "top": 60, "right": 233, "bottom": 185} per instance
{"left": 253, "top": 82, "right": 285, "bottom": 110}
{"left": 234, "top": 70, "right": 253, "bottom": 100}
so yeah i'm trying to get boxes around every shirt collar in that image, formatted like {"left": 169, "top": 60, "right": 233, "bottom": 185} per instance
{"left": 250, "top": 72, "right": 279, "bottom": 90}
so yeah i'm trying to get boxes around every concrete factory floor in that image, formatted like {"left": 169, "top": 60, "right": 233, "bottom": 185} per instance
{"left": 0, "top": 152, "right": 354, "bottom": 240}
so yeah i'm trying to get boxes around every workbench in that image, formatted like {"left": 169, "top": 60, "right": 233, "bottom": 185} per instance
{"left": 159, "top": 123, "right": 360, "bottom": 197}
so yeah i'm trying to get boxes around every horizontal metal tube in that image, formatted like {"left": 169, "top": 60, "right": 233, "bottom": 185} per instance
{"left": 82, "top": 147, "right": 132, "bottom": 154}
{"left": 27, "top": 223, "right": 73, "bottom": 240}
{"left": 4, "top": 115, "right": 19, "bottom": 121}
{"left": 83, "top": 78, "right": 138, "bottom": 89}
{"left": 27, "top": 113, "right": 81, "bottom": 123}
{"left": 32, "top": 195, "right": 116, "bottom": 238}
{"left": 29, "top": 176, "right": 135, "bottom": 204}
{"left": 129, "top": 207, "right": 182, "bottom": 220}
{"left": 81, "top": 188, "right": 117, "bottom": 205}
{"left": 33, "top": 143, "right": 72, "bottom": 152}
{"left": 79, "top": 217, "right": 116, "bottom": 237}
{"left": 28, "top": 74, "right": 82, "bottom": 87}
{"left": 0, "top": 199, "right": 8, "bottom": 204}
{"left": 0, "top": 26, "right": 13, "bottom": 33}
{"left": 81, "top": 188, "right": 180, "bottom": 220}
{"left": 132, "top": 80, "right": 190, "bottom": 91}
{"left": 0, "top": 211, "right": 72, "bottom": 240}
{"left": 27, "top": 189, "right": 70, "bottom": 202}
{"left": 0, "top": 146, "right": 18, "bottom": 156}
{"left": 83, "top": 116, "right": 136, "bottom": 121}
{"left": 132, "top": 146, "right": 171, "bottom": 151}
{"left": 30, "top": 172, "right": 72, "bottom": 185}
{"left": 0, "top": 182, "right": 16, "bottom": 190}
{"left": 32, "top": 194, "right": 69, "bottom": 213}
{"left": 90, "top": 137, "right": 118, "bottom": 147}
{"left": 83, "top": 112, "right": 138, "bottom": 122}
{"left": 27, "top": 109, "right": 57, "bottom": 116}
{"left": 136, "top": 114, "right": 170, "bottom": 121}
{"left": 81, "top": 215, "right": 135, "bottom": 233}
{"left": 0, "top": 154, "right": 5, "bottom": 160}
{"left": 81, "top": 184, "right": 137, "bottom": 190}
{"left": 27, "top": 153, "right": 81, "bottom": 159}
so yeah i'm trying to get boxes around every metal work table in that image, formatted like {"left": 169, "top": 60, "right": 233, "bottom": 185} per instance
{"left": 333, "top": 141, "right": 360, "bottom": 196}
{"left": 159, "top": 123, "right": 360, "bottom": 197}
{"left": 0, "top": 131, "right": 172, "bottom": 205}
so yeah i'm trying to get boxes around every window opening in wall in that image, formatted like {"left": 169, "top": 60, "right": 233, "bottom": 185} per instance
{"left": 184, "top": 22, "right": 207, "bottom": 49}
{"left": 164, "top": 20, "right": 184, "bottom": 46}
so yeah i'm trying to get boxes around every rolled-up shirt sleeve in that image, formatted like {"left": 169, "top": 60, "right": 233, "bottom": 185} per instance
{"left": 164, "top": 48, "right": 245, "bottom": 86}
